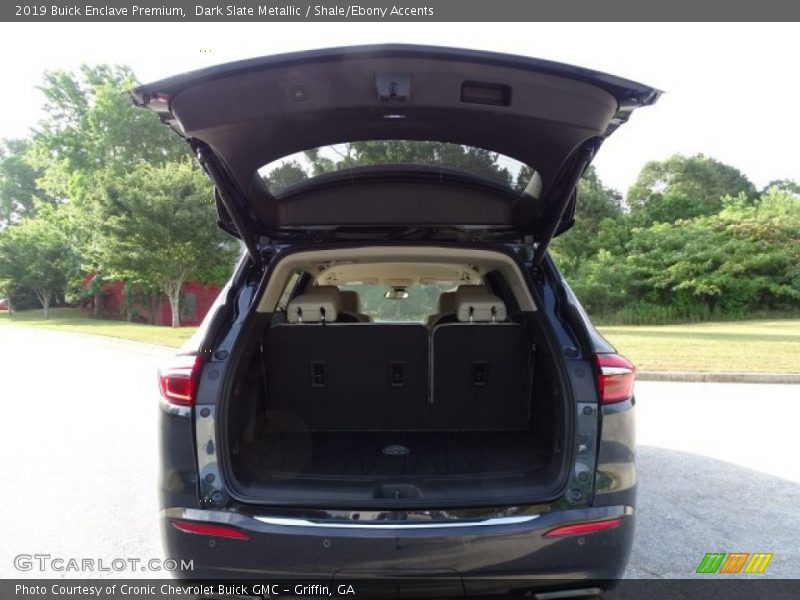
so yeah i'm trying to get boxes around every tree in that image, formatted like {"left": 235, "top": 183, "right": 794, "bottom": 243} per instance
{"left": 626, "top": 154, "right": 757, "bottom": 226}
{"left": 94, "top": 161, "right": 238, "bottom": 327}
{"left": 27, "top": 65, "right": 187, "bottom": 193}
{"left": 761, "top": 179, "right": 800, "bottom": 196}
{"left": 345, "top": 141, "right": 513, "bottom": 186}
{"left": 0, "top": 139, "right": 55, "bottom": 225}
{"left": 265, "top": 141, "right": 515, "bottom": 188}
{"left": 263, "top": 160, "right": 308, "bottom": 190}
{"left": 24, "top": 65, "right": 192, "bottom": 314}
{"left": 0, "top": 209, "right": 74, "bottom": 319}
{"left": 515, "top": 164, "right": 536, "bottom": 192}
{"left": 550, "top": 166, "right": 625, "bottom": 274}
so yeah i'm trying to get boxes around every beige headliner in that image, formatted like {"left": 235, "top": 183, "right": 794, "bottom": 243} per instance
{"left": 317, "top": 262, "right": 481, "bottom": 288}
{"left": 256, "top": 246, "right": 536, "bottom": 313}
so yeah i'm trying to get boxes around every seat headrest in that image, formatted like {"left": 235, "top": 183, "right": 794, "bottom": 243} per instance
{"left": 437, "top": 291, "right": 457, "bottom": 314}
{"left": 454, "top": 285, "right": 507, "bottom": 323}
{"left": 339, "top": 290, "right": 362, "bottom": 314}
{"left": 287, "top": 286, "right": 341, "bottom": 323}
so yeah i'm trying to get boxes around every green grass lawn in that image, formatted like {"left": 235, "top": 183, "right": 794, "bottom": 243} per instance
{"left": 0, "top": 307, "right": 196, "bottom": 348}
{"left": 2, "top": 308, "right": 798, "bottom": 372}
{"left": 598, "top": 319, "right": 800, "bottom": 373}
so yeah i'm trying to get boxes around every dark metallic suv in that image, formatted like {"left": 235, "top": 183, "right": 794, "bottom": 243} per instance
{"left": 136, "top": 45, "right": 658, "bottom": 598}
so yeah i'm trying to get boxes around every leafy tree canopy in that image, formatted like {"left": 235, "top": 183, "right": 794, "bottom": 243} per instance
{"left": 0, "top": 207, "right": 76, "bottom": 318}
{"left": 26, "top": 64, "right": 188, "bottom": 199}
{"left": 762, "top": 178, "right": 800, "bottom": 196}
{"left": 550, "top": 166, "right": 625, "bottom": 273}
{"left": 0, "top": 138, "right": 56, "bottom": 225}
{"left": 263, "top": 141, "right": 515, "bottom": 190}
{"left": 626, "top": 154, "right": 757, "bottom": 226}
{"left": 92, "top": 160, "right": 239, "bottom": 327}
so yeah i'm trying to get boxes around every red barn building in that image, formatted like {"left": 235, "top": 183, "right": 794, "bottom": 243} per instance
{"left": 82, "top": 275, "right": 220, "bottom": 326}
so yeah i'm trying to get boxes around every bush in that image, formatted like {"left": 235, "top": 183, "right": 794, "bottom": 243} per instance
{"left": 561, "top": 188, "right": 800, "bottom": 325}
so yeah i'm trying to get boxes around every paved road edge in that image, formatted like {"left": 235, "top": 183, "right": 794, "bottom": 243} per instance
{"left": 638, "top": 370, "right": 800, "bottom": 384}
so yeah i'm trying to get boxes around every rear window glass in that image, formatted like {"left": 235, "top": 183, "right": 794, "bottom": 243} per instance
{"left": 340, "top": 281, "right": 459, "bottom": 323}
{"left": 258, "top": 141, "right": 531, "bottom": 195}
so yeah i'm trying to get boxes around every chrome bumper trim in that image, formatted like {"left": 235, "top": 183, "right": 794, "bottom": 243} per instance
{"left": 252, "top": 514, "right": 539, "bottom": 529}
{"left": 158, "top": 397, "right": 191, "bottom": 417}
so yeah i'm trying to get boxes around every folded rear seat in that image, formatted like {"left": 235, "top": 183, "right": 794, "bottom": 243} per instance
{"left": 430, "top": 286, "right": 533, "bottom": 430}
{"left": 264, "top": 286, "right": 428, "bottom": 431}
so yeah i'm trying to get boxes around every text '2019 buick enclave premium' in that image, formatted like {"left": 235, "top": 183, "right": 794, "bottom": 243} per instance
{"left": 135, "top": 45, "right": 659, "bottom": 598}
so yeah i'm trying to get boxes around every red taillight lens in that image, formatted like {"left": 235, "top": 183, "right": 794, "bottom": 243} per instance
{"left": 171, "top": 520, "right": 249, "bottom": 540}
{"left": 593, "top": 353, "right": 636, "bottom": 405}
{"left": 544, "top": 517, "right": 622, "bottom": 538}
{"left": 158, "top": 354, "right": 201, "bottom": 407}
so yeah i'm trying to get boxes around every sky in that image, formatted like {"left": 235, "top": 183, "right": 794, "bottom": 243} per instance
{"left": 0, "top": 22, "right": 798, "bottom": 195}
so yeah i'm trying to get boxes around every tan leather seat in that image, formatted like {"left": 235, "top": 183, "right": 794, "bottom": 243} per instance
{"left": 453, "top": 285, "right": 507, "bottom": 323}
{"left": 339, "top": 290, "right": 371, "bottom": 322}
{"left": 426, "top": 291, "right": 457, "bottom": 328}
{"left": 286, "top": 285, "right": 342, "bottom": 323}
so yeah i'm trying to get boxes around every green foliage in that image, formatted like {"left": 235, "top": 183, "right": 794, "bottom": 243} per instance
{"left": 0, "top": 208, "right": 76, "bottom": 318}
{"left": 26, "top": 65, "right": 187, "bottom": 198}
{"left": 92, "top": 160, "right": 239, "bottom": 326}
{"left": 761, "top": 178, "right": 800, "bottom": 196}
{"left": 550, "top": 166, "right": 625, "bottom": 274}
{"left": 567, "top": 187, "right": 800, "bottom": 323}
{"left": 0, "top": 138, "right": 56, "bottom": 225}
{"left": 263, "top": 141, "right": 514, "bottom": 189}
{"left": 2, "top": 64, "right": 234, "bottom": 327}
{"left": 626, "top": 154, "right": 757, "bottom": 226}
{"left": 263, "top": 160, "right": 308, "bottom": 190}
{"left": 347, "top": 140, "right": 513, "bottom": 186}
{"left": 28, "top": 64, "right": 191, "bottom": 288}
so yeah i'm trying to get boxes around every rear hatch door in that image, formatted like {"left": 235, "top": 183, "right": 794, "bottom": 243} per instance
{"left": 131, "top": 44, "right": 660, "bottom": 251}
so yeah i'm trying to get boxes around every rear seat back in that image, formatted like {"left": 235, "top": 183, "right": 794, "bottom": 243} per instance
{"left": 266, "top": 287, "right": 428, "bottom": 430}
{"left": 431, "top": 286, "right": 533, "bottom": 430}
{"left": 426, "top": 290, "right": 456, "bottom": 328}
{"left": 265, "top": 285, "right": 532, "bottom": 432}
{"left": 285, "top": 285, "right": 341, "bottom": 323}
{"left": 339, "top": 290, "right": 371, "bottom": 322}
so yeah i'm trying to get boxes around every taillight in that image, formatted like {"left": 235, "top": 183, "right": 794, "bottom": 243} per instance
{"left": 544, "top": 517, "right": 622, "bottom": 538}
{"left": 158, "top": 354, "right": 201, "bottom": 407}
{"left": 171, "top": 520, "right": 249, "bottom": 540}
{"left": 593, "top": 353, "right": 636, "bottom": 405}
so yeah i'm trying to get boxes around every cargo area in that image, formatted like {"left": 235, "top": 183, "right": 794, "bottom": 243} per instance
{"left": 220, "top": 253, "right": 573, "bottom": 508}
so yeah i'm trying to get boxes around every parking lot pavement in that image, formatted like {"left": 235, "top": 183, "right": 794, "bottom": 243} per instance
{"left": 627, "top": 381, "right": 800, "bottom": 579}
{"left": 1, "top": 327, "right": 798, "bottom": 580}
{"left": 0, "top": 327, "right": 172, "bottom": 579}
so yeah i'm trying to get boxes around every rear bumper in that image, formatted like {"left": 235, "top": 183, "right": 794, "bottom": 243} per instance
{"left": 162, "top": 505, "right": 633, "bottom": 595}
